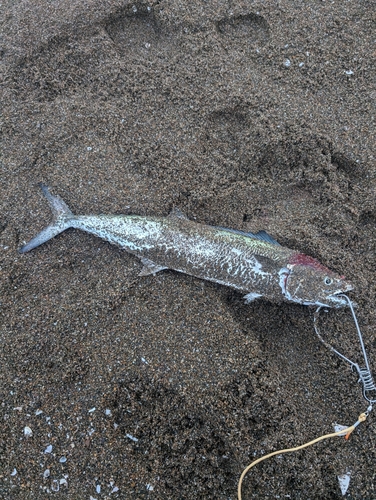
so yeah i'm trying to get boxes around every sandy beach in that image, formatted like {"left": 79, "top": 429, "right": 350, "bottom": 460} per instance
{"left": 1, "top": 1, "right": 375, "bottom": 498}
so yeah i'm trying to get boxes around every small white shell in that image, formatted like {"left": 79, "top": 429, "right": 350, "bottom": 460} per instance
{"left": 51, "top": 479, "right": 59, "bottom": 492}
{"left": 338, "top": 473, "right": 351, "bottom": 496}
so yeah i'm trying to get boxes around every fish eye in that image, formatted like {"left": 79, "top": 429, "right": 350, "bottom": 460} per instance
{"left": 324, "top": 277, "right": 333, "bottom": 285}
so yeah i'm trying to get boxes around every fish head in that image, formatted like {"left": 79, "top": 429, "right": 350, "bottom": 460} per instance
{"left": 280, "top": 254, "right": 353, "bottom": 308}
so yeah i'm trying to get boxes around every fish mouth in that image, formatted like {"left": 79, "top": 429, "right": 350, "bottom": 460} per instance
{"left": 325, "top": 285, "right": 354, "bottom": 308}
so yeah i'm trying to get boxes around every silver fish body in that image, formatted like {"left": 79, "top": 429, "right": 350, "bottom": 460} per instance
{"left": 72, "top": 213, "right": 292, "bottom": 300}
{"left": 19, "top": 185, "right": 353, "bottom": 308}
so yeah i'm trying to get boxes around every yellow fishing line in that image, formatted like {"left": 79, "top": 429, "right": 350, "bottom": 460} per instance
{"left": 238, "top": 412, "right": 368, "bottom": 500}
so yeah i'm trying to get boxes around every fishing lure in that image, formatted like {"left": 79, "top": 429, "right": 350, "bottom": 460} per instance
{"left": 19, "top": 184, "right": 352, "bottom": 308}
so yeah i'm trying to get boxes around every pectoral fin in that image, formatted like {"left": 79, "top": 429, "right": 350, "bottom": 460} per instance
{"left": 139, "top": 257, "right": 168, "bottom": 276}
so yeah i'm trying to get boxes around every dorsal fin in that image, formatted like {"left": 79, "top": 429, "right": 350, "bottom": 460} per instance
{"left": 213, "top": 226, "right": 281, "bottom": 246}
{"left": 253, "top": 230, "right": 281, "bottom": 246}
{"left": 168, "top": 207, "right": 189, "bottom": 220}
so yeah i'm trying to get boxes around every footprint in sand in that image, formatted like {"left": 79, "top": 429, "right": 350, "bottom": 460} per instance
{"left": 216, "top": 13, "right": 270, "bottom": 46}
{"left": 104, "top": 4, "right": 173, "bottom": 60}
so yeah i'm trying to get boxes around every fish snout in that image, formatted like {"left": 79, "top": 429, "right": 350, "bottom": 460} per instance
{"left": 328, "top": 284, "right": 356, "bottom": 308}
{"left": 336, "top": 280, "right": 354, "bottom": 295}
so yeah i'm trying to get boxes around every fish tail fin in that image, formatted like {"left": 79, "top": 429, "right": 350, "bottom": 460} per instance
{"left": 19, "top": 184, "right": 75, "bottom": 253}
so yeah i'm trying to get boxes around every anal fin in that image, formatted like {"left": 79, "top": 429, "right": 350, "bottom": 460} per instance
{"left": 244, "top": 292, "right": 263, "bottom": 304}
{"left": 139, "top": 257, "right": 168, "bottom": 276}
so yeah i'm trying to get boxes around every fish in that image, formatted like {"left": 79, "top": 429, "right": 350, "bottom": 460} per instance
{"left": 19, "top": 184, "right": 353, "bottom": 308}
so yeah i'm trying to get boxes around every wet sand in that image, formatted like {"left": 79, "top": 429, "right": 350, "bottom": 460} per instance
{"left": 1, "top": 1, "right": 376, "bottom": 498}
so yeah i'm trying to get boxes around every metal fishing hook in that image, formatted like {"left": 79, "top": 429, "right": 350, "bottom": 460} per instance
{"left": 313, "top": 294, "right": 376, "bottom": 408}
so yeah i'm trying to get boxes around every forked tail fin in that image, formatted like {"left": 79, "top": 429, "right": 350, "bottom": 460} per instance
{"left": 19, "top": 184, "right": 75, "bottom": 253}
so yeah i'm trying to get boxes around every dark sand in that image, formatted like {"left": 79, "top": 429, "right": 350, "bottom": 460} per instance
{"left": 1, "top": 1, "right": 376, "bottom": 498}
